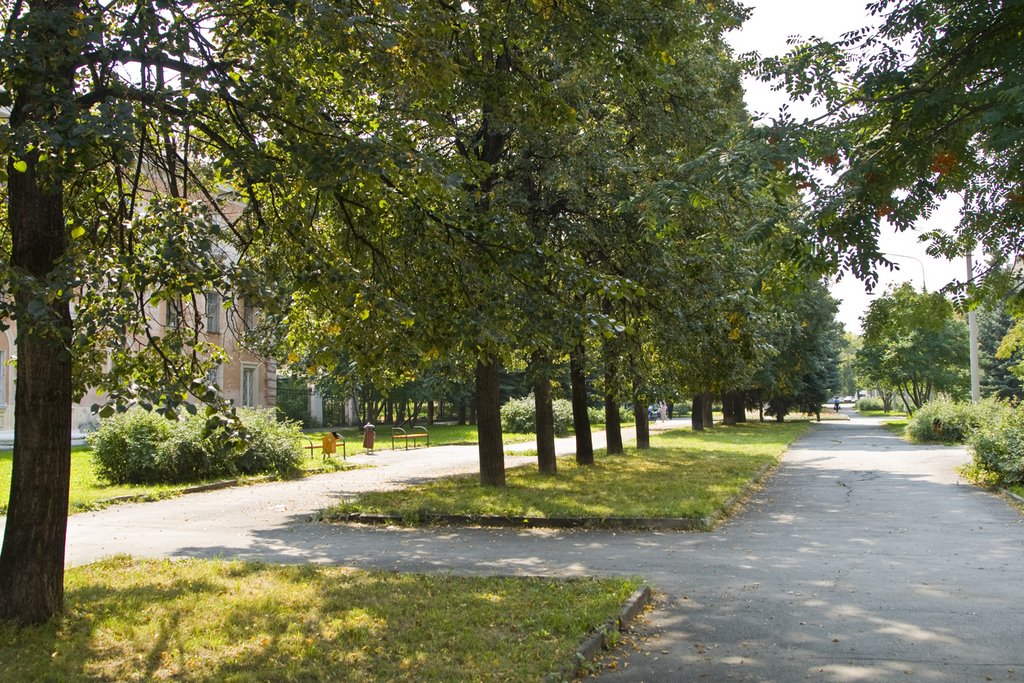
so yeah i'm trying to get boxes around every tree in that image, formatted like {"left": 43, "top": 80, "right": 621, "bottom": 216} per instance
{"left": 758, "top": 0, "right": 1024, "bottom": 299}
{"left": 0, "top": 0, "right": 390, "bottom": 624}
{"left": 757, "top": 282, "right": 843, "bottom": 422}
{"left": 855, "top": 283, "right": 969, "bottom": 413}
{"left": 978, "top": 305, "right": 1024, "bottom": 400}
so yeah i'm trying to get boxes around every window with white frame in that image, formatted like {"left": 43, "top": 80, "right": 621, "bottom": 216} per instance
{"left": 205, "top": 292, "right": 221, "bottom": 334}
{"left": 242, "top": 365, "right": 257, "bottom": 407}
{"left": 205, "top": 363, "right": 222, "bottom": 390}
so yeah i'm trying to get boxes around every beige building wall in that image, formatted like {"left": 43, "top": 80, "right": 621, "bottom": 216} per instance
{"left": 7, "top": 294, "right": 277, "bottom": 433}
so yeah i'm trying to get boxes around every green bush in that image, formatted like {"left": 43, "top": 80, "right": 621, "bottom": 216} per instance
{"left": 905, "top": 398, "right": 986, "bottom": 444}
{"left": 968, "top": 401, "right": 1024, "bottom": 485}
{"left": 500, "top": 395, "right": 574, "bottom": 436}
{"left": 856, "top": 397, "right": 885, "bottom": 412}
{"left": 232, "top": 408, "right": 305, "bottom": 476}
{"left": 88, "top": 407, "right": 303, "bottom": 485}
{"left": 87, "top": 409, "right": 174, "bottom": 485}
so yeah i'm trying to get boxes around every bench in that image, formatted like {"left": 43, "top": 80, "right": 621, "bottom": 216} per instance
{"left": 391, "top": 426, "right": 429, "bottom": 450}
{"left": 303, "top": 432, "right": 346, "bottom": 460}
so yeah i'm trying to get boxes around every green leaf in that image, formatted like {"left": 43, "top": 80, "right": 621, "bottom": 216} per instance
{"left": 12, "top": 160, "right": 27, "bottom": 173}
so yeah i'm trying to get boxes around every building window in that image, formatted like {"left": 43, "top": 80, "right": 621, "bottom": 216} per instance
{"left": 242, "top": 365, "right": 257, "bottom": 407}
{"left": 205, "top": 292, "right": 221, "bottom": 334}
{"left": 166, "top": 298, "right": 181, "bottom": 329}
{"left": 206, "top": 363, "right": 222, "bottom": 390}
{"left": 243, "top": 300, "right": 256, "bottom": 332}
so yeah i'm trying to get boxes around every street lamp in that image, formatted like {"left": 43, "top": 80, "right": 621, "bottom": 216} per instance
{"left": 883, "top": 252, "right": 928, "bottom": 292}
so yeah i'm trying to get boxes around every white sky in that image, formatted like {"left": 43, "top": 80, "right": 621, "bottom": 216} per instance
{"left": 727, "top": 0, "right": 970, "bottom": 334}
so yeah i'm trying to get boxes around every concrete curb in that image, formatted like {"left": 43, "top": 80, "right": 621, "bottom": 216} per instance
{"left": 1002, "top": 488, "right": 1024, "bottom": 505}
{"left": 336, "top": 512, "right": 712, "bottom": 530}
{"left": 544, "top": 585, "right": 653, "bottom": 683}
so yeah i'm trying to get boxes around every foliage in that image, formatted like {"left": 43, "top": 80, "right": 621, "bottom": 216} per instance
{"left": 86, "top": 410, "right": 175, "bottom": 486}
{"left": 855, "top": 283, "right": 969, "bottom": 412}
{"left": 904, "top": 398, "right": 986, "bottom": 444}
{"left": 756, "top": 0, "right": 1024, "bottom": 300}
{"left": 500, "top": 395, "right": 574, "bottom": 437}
{"left": 967, "top": 401, "right": 1024, "bottom": 486}
{"left": 326, "top": 422, "right": 810, "bottom": 522}
{"left": 856, "top": 397, "right": 885, "bottom": 412}
{"left": 88, "top": 408, "right": 302, "bottom": 485}
{"left": 980, "top": 304, "right": 1024, "bottom": 399}
{"left": 0, "top": 556, "right": 639, "bottom": 683}
{"left": 760, "top": 281, "right": 843, "bottom": 420}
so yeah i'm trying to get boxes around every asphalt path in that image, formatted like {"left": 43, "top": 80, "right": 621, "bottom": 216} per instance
{"left": 3, "top": 415, "right": 1023, "bottom": 681}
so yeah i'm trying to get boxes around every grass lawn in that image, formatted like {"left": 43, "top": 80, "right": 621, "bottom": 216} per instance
{"left": 325, "top": 421, "right": 811, "bottom": 522}
{"left": 0, "top": 446, "right": 357, "bottom": 516}
{"left": 0, "top": 556, "right": 639, "bottom": 683}
{"left": 880, "top": 419, "right": 908, "bottom": 436}
{"left": 858, "top": 410, "right": 907, "bottom": 418}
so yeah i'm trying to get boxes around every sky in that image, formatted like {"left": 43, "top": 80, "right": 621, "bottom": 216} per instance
{"left": 726, "top": 0, "right": 970, "bottom": 334}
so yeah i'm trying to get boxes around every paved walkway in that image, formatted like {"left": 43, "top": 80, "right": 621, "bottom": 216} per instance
{"left": 4, "top": 415, "right": 1023, "bottom": 681}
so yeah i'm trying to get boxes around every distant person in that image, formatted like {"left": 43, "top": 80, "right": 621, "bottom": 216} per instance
{"left": 658, "top": 401, "right": 668, "bottom": 422}
{"left": 667, "top": 402, "right": 674, "bottom": 420}
{"left": 834, "top": 399, "right": 841, "bottom": 412}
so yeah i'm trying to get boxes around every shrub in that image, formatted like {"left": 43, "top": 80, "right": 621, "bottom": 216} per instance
{"left": 500, "top": 395, "right": 574, "bottom": 436}
{"left": 856, "top": 396, "right": 885, "bottom": 412}
{"left": 905, "top": 398, "right": 987, "bottom": 444}
{"left": 232, "top": 408, "right": 304, "bottom": 476}
{"left": 89, "top": 407, "right": 303, "bottom": 485}
{"left": 88, "top": 409, "right": 174, "bottom": 485}
{"left": 968, "top": 401, "right": 1024, "bottom": 485}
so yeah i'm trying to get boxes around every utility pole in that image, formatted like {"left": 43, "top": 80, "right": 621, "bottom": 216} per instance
{"left": 967, "top": 252, "right": 981, "bottom": 404}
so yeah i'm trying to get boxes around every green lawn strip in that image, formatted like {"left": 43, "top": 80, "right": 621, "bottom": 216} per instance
{"left": 858, "top": 410, "right": 907, "bottom": 418}
{"left": 880, "top": 419, "right": 909, "bottom": 437}
{"left": 0, "top": 447, "right": 359, "bottom": 516}
{"left": 324, "top": 422, "right": 811, "bottom": 523}
{"left": 0, "top": 556, "right": 640, "bottom": 683}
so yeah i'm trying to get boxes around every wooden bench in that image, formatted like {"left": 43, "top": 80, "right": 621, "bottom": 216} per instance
{"left": 391, "top": 426, "right": 429, "bottom": 450}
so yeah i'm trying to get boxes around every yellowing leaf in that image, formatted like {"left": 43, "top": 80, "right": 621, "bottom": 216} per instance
{"left": 12, "top": 160, "right": 27, "bottom": 173}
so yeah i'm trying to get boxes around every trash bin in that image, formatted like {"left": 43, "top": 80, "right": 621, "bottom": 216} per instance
{"left": 321, "top": 432, "right": 337, "bottom": 458}
{"left": 362, "top": 423, "right": 375, "bottom": 451}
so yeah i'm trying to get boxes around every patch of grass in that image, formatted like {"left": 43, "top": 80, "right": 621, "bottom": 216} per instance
{"left": 881, "top": 419, "right": 908, "bottom": 436}
{"left": 0, "top": 557, "right": 639, "bottom": 683}
{"left": 1009, "top": 484, "right": 1024, "bottom": 499}
{"left": 858, "top": 410, "right": 907, "bottom": 418}
{"left": 326, "top": 422, "right": 810, "bottom": 522}
{"left": 1, "top": 446, "right": 360, "bottom": 516}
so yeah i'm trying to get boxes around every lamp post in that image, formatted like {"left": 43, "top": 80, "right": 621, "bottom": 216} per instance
{"left": 885, "top": 253, "right": 927, "bottom": 292}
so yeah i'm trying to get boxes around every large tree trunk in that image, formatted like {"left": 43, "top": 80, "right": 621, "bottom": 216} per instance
{"left": 570, "top": 344, "right": 594, "bottom": 465}
{"left": 603, "top": 339, "right": 624, "bottom": 454}
{"left": 722, "top": 392, "right": 737, "bottom": 426}
{"left": 534, "top": 372, "right": 556, "bottom": 475}
{"left": 605, "top": 394, "right": 624, "bottom": 454}
{"left": 691, "top": 394, "right": 704, "bottom": 431}
{"left": 0, "top": 59, "right": 76, "bottom": 624}
{"left": 475, "top": 356, "right": 505, "bottom": 486}
{"left": 736, "top": 393, "right": 747, "bottom": 423}
{"left": 702, "top": 391, "right": 714, "bottom": 429}
{"left": 634, "top": 388, "right": 650, "bottom": 450}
